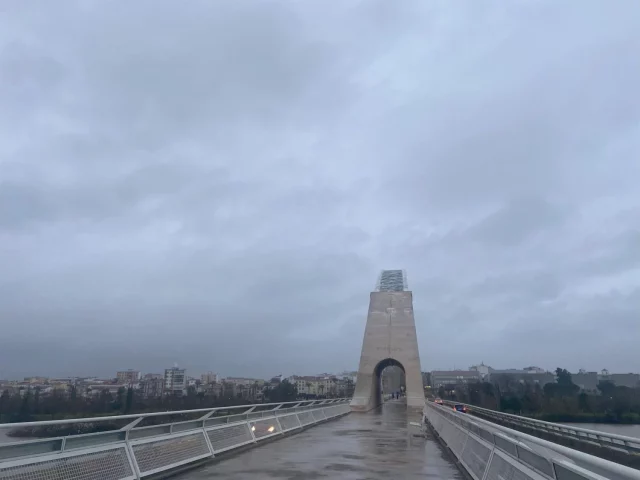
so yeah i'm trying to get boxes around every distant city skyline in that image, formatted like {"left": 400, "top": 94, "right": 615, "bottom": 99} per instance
{"left": 2, "top": 361, "right": 635, "bottom": 382}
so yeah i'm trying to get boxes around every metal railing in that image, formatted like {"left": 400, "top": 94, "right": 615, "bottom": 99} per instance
{"left": 0, "top": 398, "right": 351, "bottom": 479}
{"left": 444, "top": 400, "right": 640, "bottom": 456}
{"left": 425, "top": 401, "right": 640, "bottom": 480}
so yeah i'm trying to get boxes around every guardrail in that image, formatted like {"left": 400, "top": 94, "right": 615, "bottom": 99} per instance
{"left": 0, "top": 398, "right": 351, "bottom": 479}
{"left": 447, "top": 401, "right": 640, "bottom": 456}
{"left": 425, "top": 401, "right": 640, "bottom": 480}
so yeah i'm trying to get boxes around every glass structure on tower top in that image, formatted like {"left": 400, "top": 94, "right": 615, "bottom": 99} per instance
{"left": 376, "top": 270, "right": 407, "bottom": 292}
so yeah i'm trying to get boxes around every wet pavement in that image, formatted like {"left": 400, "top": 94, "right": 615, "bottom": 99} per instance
{"left": 184, "top": 401, "right": 463, "bottom": 480}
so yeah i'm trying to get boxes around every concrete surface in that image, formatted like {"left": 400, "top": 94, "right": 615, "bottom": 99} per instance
{"left": 182, "top": 402, "right": 462, "bottom": 480}
{"left": 351, "top": 290, "right": 426, "bottom": 411}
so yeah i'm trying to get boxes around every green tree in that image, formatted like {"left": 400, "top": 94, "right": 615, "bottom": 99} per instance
{"left": 500, "top": 396, "right": 522, "bottom": 413}
{"left": 578, "top": 392, "right": 591, "bottom": 412}
{"left": 19, "top": 389, "right": 32, "bottom": 421}
{"left": 597, "top": 381, "right": 616, "bottom": 397}
{"left": 0, "top": 390, "right": 10, "bottom": 422}
{"left": 480, "top": 382, "right": 499, "bottom": 410}
{"left": 544, "top": 368, "right": 579, "bottom": 398}
{"left": 99, "top": 389, "right": 113, "bottom": 413}
{"left": 556, "top": 368, "right": 573, "bottom": 386}
{"left": 612, "top": 386, "right": 633, "bottom": 419}
{"left": 468, "top": 382, "right": 482, "bottom": 406}
{"left": 250, "top": 381, "right": 260, "bottom": 401}
{"left": 264, "top": 380, "right": 297, "bottom": 402}
{"left": 522, "top": 383, "right": 543, "bottom": 413}
{"left": 125, "top": 388, "right": 134, "bottom": 414}
{"left": 114, "top": 387, "right": 125, "bottom": 411}
{"left": 33, "top": 387, "right": 41, "bottom": 415}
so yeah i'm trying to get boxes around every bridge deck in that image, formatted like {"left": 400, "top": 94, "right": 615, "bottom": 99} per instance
{"left": 182, "top": 401, "right": 462, "bottom": 479}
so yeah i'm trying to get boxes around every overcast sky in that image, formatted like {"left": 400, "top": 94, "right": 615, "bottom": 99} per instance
{"left": 1, "top": 1, "right": 640, "bottom": 380}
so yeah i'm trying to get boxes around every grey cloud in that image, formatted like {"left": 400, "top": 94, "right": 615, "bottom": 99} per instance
{"left": 423, "top": 288, "right": 640, "bottom": 372}
{"left": 373, "top": 4, "right": 640, "bottom": 212}
{"left": 0, "top": 41, "right": 67, "bottom": 123}
{"left": 0, "top": 163, "right": 231, "bottom": 230}
{"left": 2, "top": 1, "right": 640, "bottom": 380}
{"left": 56, "top": 2, "right": 356, "bottom": 134}
{"left": 466, "top": 270, "right": 563, "bottom": 303}
{"left": 0, "top": 183, "right": 53, "bottom": 229}
{"left": 466, "top": 197, "right": 567, "bottom": 247}
{"left": 574, "top": 229, "right": 640, "bottom": 278}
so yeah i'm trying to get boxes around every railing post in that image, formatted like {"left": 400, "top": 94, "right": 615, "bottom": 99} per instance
{"left": 248, "top": 421, "right": 258, "bottom": 443}
{"left": 202, "top": 424, "right": 215, "bottom": 458}
{"left": 126, "top": 439, "right": 142, "bottom": 480}
{"left": 198, "top": 408, "right": 221, "bottom": 421}
{"left": 120, "top": 416, "right": 145, "bottom": 438}
{"left": 274, "top": 415, "right": 285, "bottom": 435}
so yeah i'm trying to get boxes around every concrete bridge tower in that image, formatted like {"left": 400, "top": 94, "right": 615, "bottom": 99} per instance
{"left": 351, "top": 270, "right": 425, "bottom": 411}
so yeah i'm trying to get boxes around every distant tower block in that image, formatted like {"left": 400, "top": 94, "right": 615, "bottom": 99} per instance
{"left": 351, "top": 270, "right": 425, "bottom": 411}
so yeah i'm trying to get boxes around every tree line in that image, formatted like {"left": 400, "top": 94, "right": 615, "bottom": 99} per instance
{"left": 438, "top": 368, "right": 640, "bottom": 424}
{"left": 0, "top": 380, "right": 299, "bottom": 425}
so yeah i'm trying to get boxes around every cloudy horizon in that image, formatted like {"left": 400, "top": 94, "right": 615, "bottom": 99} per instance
{"left": 2, "top": 1, "right": 640, "bottom": 380}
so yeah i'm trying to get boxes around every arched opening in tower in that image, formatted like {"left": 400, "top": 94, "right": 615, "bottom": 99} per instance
{"left": 373, "top": 358, "right": 406, "bottom": 406}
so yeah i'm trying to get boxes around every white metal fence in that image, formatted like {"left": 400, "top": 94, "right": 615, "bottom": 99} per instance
{"left": 0, "top": 399, "right": 351, "bottom": 479}
{"left": 424, "top": 401, "right": 640, "bottom": 480}
{"left": 449, "top": 401, "right": 640, "bottom": 456}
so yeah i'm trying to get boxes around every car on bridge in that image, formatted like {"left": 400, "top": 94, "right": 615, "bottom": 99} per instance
{"left": 434, "top": 398, "right": 444, "bottom": 405}
{"left": 453, "top": 404, "right": 468, "bottom": 413}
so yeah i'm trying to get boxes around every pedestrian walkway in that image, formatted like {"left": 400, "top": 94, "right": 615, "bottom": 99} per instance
{"left": 183, "top": 402, "right": 463, "bottom": 479}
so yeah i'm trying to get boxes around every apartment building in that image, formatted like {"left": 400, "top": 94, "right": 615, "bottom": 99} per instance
{"left": 430, "top": 370, "right": 482, "bottom": 388}
{"left": 164, "top": 367, "right": 187, "bottom": 396}
{"left": 116, "top": 370, "right": 141, "bottom": 385}
{"left": 287, "top": 375, "right": 337, "bottom": 396}
{"left": 201, "top": 372, "right": 219, "bottom": 384}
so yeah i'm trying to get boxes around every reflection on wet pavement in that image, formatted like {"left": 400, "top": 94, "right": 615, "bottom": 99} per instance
{"left": 184, "top": 402, "right": 463, "bottom": 480}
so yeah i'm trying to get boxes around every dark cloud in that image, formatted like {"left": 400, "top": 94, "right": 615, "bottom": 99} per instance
{"left": 2, "top": 1, "right": 640, "bottom": 380}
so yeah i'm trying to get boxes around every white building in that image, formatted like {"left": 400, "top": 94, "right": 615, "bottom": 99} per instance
{"left": 523, "top": 366, "right": 545, "bottom": 374}
{"left": 287, "top": 375, "right": 337, "bottom": 396}
{"left": 201, "top": 372, "right": 219, "bottom": 384}
{"left": 164, "top": 367, "right": 186, "bottom": 395}
{"left": 337, "top": 371, "right": 358, "bottom": 383}
{"left": 116, "top": 370, "right": 141, "bottom": 384}
{"left": 224, "top": 377, "right": 265, "bottom": 387}
{"left": 469, "top": 363, "right": 492, "bottom": 379}
{"left": 86, "top": 385, "right": 124, "bottom": 396}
